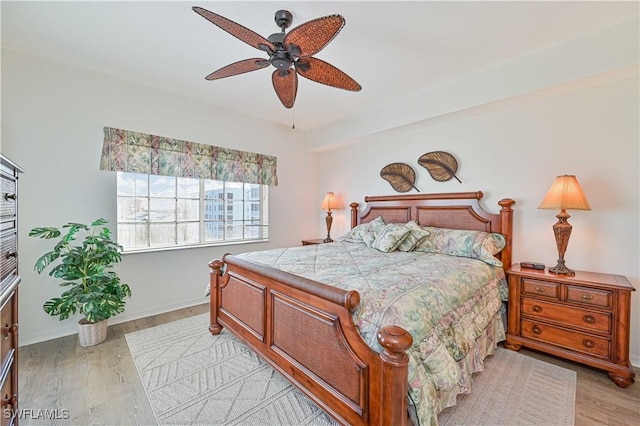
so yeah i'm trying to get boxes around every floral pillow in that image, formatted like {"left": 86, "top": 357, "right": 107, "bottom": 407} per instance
{"left": 371, "top": 223, "right": 412, "bottom": 253}
{"left": 397, "top": 221, "right": 431, "bottom": 252}
{"left": 414, "top": 226, "right": 507, "bottom": 267}
{"left": 339, "top": 216, "right": 387, "bottom": 247}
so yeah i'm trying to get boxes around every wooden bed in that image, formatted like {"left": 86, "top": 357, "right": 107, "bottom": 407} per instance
{"left": 208, "top": 191, "right": 515, "bottom": 425}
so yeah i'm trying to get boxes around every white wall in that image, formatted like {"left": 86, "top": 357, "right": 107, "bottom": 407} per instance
{"left": 317, "top": 76, "right": 640, "bottom": 366}
{"left": 308, "top": 17, "right": 639, "bottom": 152}
{"left": 3, "top": 16, "right": 639, "bottom": 370}
{"left": 314, "top": 17, "right": 640, "bottom": 367}
{"left": 1, "top": 49, "right": 318, "bottom": 346}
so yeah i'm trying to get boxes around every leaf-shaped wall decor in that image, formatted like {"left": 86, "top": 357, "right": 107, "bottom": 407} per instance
{"left": 418, "top": 151, "right": 462, "bottom": 183}
{"left": 380, "top": 163, "right": 420, "bottom": 193}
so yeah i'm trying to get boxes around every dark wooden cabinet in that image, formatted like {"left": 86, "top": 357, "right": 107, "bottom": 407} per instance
{"left": 0, "top": 155, "right": 22, "bottom": 426}
{"left": 506, "top": 263, "right": 635, "bottom": 388}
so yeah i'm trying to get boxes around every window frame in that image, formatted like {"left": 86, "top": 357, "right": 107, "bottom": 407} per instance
{"left": 116, "top": 172, "right": 269, "bottom": 254}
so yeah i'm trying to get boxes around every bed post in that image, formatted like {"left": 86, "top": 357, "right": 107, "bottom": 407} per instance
{"left": 350, "top": 202, "right": 359, "bottom": 228}
{"left": 378, "top": 325, "right": 413, "bottom": 426}
{"left": 208, "top": 259, "right": 224, "bottom": 335}
{"left": 498, "top": 198, "right": 516, "bottom": 272}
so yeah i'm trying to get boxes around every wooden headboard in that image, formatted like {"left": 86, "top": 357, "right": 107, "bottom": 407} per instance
{"left": 349, "top": 191, "right": 516, "bottom": 271}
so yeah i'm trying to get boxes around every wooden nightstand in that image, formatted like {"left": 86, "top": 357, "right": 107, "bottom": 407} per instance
{"left": 301, "top": 238, "right": 327, "bottom": 246}
{"left": 505, "top": 263, "right": 636, "bottom": 388}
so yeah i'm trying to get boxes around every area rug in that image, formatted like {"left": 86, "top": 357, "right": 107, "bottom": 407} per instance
{"left": 438, "top": 346, "right": 576, "bottom": 426}
{"left": 126, "top": 313, "right": 576, "bottom": 426}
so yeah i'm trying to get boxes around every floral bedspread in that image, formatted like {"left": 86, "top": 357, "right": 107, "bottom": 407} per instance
{"left": 236, "top": 241, "right": 508, "bottom": 426}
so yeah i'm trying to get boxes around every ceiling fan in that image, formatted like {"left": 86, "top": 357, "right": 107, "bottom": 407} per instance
{"left": 192, "top": 6, "right": 362, "bottom": 109}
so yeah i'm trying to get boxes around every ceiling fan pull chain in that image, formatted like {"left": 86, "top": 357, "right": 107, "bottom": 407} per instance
{"left": 292, "top": 107, "right": 296, "bottom": 130}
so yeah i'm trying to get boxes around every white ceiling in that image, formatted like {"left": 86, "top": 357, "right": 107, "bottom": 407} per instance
{"left": 2, "top": 1, "right": 638, "bottom": 131}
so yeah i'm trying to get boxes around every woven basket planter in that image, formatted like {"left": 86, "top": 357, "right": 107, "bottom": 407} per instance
{"left": 78, "top": 319, "right": 108, "bottom": 347}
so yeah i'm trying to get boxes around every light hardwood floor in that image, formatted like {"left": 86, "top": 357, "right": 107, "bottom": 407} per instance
{"left": 19, "top": 303, "right": 640, "bottom": 425}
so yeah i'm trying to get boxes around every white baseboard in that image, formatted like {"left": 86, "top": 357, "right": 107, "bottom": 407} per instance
{"left": 18, "top": 297, "right": 208, "bottom": 347}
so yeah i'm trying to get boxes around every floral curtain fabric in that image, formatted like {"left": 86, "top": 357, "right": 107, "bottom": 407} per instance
{"left": 100, "top": 127, "right": 278, "bottom": 185}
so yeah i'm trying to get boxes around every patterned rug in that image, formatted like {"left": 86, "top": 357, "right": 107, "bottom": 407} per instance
{"left": 438, "top": 346, "right": 576, "bottom": 426}
{"left": 125, "top": 313, "right": 576, "bottom": 426}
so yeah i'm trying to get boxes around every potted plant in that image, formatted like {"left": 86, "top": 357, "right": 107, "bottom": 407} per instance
{"left": 29, "top": 218, "right": 132, "bottom": 347}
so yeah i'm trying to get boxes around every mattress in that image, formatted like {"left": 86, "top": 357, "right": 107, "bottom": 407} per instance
{"left": 236, "top": 241, "right": 508, "bottom": 426}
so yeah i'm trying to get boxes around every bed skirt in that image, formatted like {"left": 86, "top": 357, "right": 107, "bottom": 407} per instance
{"left": 410, "top": 310, "right": 506, "bottom": 426}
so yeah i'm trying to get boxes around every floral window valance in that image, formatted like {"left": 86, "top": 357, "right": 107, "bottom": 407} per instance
{"left": 100, "top": 127, "right": 278, "bottom": 186}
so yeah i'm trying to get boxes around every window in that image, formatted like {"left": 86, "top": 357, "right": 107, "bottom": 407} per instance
{"left": 116, "top": 172, "right": 269, "bottom": 252}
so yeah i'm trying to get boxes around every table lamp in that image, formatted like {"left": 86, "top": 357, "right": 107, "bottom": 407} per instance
{"left": 320, "top": 192, "right": 343, "bottom": 243}
{"left": 538, "top": 175, "right": 591, "bottom": 275}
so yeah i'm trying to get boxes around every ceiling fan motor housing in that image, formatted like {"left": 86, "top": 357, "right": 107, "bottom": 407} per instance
{"left": 269, "top": 11, "right": 295, "bottom": 71}
{"left": 271, "top": 50, "right": 292, "bottom": 71}
{"left": 267, "top": 32, "right": 285, "bottom": 44}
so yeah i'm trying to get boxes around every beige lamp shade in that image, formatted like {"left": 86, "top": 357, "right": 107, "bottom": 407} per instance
{"left": 320, "top": 192, "right": 343, "bottom": 211}
{"left": 538, "top": 175, "right": 591, "bottom": 211}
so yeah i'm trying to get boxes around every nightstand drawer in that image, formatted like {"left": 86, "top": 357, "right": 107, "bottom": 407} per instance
{"left": 566, "top": 285, "right": 611, "bottom": 308}
{"left": 521, "top": 298, "right": 611, "bottom": 334}
{"left": 521, "top": 319, "right": 610, "bottom": 359}
{"left": 522, "top": 278, "right": 560, "bottom": 300}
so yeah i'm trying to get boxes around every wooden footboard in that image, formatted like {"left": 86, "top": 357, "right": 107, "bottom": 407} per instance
{"left": 208, "top": 256, "right": 413, "bottom": 426}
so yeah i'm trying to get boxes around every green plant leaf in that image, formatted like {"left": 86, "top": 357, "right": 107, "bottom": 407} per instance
{"left": 91, "top": 218, "right": 108, "bottom": 227}
{"left": 29, "top": 227, "right": 61, "bottom": 239}
{"left": 62, "top": 222, "right": 91, "bottom": 230}
{"left": 61, "top": 224, "right": 86, "bottom": 244}
{"left": 34, "top": 252, "right": 61, "bottom": 274}
{"left": 31, "top": 218, "right": 131, "bottom": 324}
{"left": 43, "top": 297, "right": 77, "bottom": 321}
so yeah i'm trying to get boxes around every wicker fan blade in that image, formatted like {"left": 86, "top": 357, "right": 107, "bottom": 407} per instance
{"left": 418, "top": 151, "right": 462, "bottom": 183}
{"left": 205, "top": 58, "right": 270, "bottom": 81}
{"left": 380, "top": 163, "right": 420, "bottom": 193}
{"left": 272, "top": 69, "right": 298, "bottom": 108}
{"left": 193, "top": 7, "right": 276, "bottom": 52}
{"left": 283, "top": 15, "right": 345, "bottom": 57}
{"left": 295, "top": 57, "right": 361, "bottom": 91}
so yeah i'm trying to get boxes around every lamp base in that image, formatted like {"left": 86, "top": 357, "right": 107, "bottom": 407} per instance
{"left": 324, "top": 210, "right": 334, "bottom": 244}
{"left": 548, "top": 260, "right": 575, "bottom": 276}
{"left": 549, "top": 210, "right": 575, "bottom": 276}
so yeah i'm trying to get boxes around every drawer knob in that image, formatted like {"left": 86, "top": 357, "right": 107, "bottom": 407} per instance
{"left": 1, "top": 394, "right": 17, "bottom": 408}
{"left": 532, "top": 325, "right": 542, "bottom": 335}
{"left": 5, "top": 251, "right": 17, "bottom": 259}
{"left": 581, "top": 295, "right": 594, "bottom": 300}
{"left": 535, "top": 287, "right": 545, "bottom": 293}
{"left": 583, "top": 315, "right": 596, "bottom": 324}
{"left": 532, "top": 305, "right": 542, "bottom": 313}
{"left": 583, "top": 339, "right": 595, "bottom": 348}
{"left": 3, "top": 193, "right": 16, "bottom": 201}
{"left": 2, "top": 323, "right": 18, "bottom": 338}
